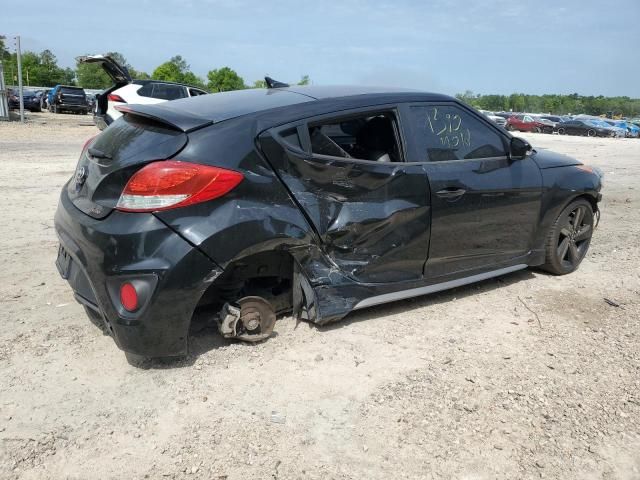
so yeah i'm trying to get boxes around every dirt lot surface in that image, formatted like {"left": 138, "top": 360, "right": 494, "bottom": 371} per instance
{"left": 1, "top": 111, "right": 639, "bottom": 480}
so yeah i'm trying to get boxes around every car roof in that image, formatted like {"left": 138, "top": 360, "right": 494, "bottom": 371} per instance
{"left": 132, "top": 79, "right": 207, "bottom": 90}
{"left": 170, "top": 85, "right": 450, "bottom": 120}
{"left": 120, "top": 85, "right": 456, "bottom": 132}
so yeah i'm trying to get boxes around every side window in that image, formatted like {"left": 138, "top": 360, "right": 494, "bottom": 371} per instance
{"left": 278, "top": 127, "right": 302, "bottom": 150}
{"left": 138, "top": 83, "right": 187, "bottom": 100}
{"left": 137, "top": 83, "right": 154, "bottom": 98}
{"left": 188, "top": 88, "right": 207, "bottom": 97}
{"left": 409, "top": 105, "right": 507, "bottom": 162}
{"left": 153, "top": 84, "right": 187, "bottom": 100}
{"left": 307, "top": 111, "right": 402, "bottom": 162}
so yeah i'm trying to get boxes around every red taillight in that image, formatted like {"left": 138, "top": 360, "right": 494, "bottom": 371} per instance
{"left": 116, "top": 161, "right": 243, "bottom": 212}
{"left": 120, "top": 283, "right": 139, "bottom": 311}
{"left": 107, "top": 93, "right": 126, "bottom": 103}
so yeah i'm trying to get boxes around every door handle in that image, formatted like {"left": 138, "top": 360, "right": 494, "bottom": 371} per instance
{"left": 436, "top": 188, "right": 466, "bottom": 199}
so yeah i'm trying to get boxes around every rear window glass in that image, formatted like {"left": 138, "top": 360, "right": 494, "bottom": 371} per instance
{"left": 91, "top": 115, "right": 186, "bottom": 164}
{"left": 60, "top": 87, "right": 84, "bottom": 95}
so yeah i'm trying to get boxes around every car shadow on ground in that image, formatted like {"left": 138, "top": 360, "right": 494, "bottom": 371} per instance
{"left": 133, "top": 268, "right": 538, "bottom": 369}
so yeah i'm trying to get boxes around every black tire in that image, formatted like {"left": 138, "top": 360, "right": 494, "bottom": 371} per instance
{"left": 587, "top": 129, "right": 596, "bottom": 137}
{"left": 557, "top": 127, "right": 565, "bottom": 135}
{"left": 540, "top": 198, "right": 594, "bottom": 275}
{"left": 506, "top": 124, "right": 514, "bottom": 131}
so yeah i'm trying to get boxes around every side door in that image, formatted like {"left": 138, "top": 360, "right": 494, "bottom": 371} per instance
{"left": 400, "top": 102, "right": 543, "bottom": 279}
{"left": 565, "top": 121, "right": 579, "bottom": 135}
{"left": 523, "top": 115, "right": 536, "bottom": 131}
{"left": 259, "top": 106, "right": 431, "bottom": 284}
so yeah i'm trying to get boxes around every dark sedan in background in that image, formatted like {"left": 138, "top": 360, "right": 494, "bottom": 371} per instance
{"left": 8, "top": 89, "right": 42, "bottom": 112}
{"left": 557, "top": 119, "right": 616, "bottom": 137}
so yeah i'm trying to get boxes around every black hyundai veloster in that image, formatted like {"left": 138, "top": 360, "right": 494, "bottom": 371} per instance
{"left": 54, "top": 71, "right": 603, "bottom": 362}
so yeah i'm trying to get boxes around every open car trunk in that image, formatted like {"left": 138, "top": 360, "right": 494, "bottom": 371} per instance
{"left": 76, "top": 54, "right": 132, "bottom": 129}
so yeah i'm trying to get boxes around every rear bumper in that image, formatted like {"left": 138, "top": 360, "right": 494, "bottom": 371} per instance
{"left": 57, "top": 104, "right": 88, "bottom": 112}
{"left": 54, "top": 183, "right": 222, "bottom": 357}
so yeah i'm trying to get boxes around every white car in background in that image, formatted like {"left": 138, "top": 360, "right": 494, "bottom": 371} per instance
{"left": 479, "top": 109, "right": 507, "bottom": 128}
{"left": 77, "top": 55, "right": 208, "bottom": 130}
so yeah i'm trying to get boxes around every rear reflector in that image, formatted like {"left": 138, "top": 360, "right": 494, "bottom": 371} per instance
{"left": 120, "top": 282, "right": 138, "bottom": 311}
{"left": 108, "top": 93, "right": 126, "bottom": 103}
{"left": 116, "top": 161, "right": 243, "bottom": 212}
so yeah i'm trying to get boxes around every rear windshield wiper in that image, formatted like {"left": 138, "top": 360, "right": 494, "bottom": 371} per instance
{"left": 88, "top": 147, "right": 112, "bottom": 160}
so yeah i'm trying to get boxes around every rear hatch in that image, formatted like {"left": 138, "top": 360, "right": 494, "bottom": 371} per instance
{"left": 68, "top": 114, "right": 188, "bottom": 219}
{"left": 76, "top": 54, "right": 132, "bottom": 118}
{"left": 59, "top": 87, "right": 86, "bottom": 106}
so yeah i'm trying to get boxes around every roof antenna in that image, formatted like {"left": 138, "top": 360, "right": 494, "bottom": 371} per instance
{"left": 265, "top": 76, "right": 289, "bottom": 89}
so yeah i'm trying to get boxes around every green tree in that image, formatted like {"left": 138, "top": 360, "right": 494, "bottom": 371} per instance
{"left": 3, "top": 49, "right": 74, "bottom": 87}
{"left": 297, "top": 75, "right": 310, "bottom": 86}
{"left": 181, "top": 71, "right": 206, "bottom": 89}
{"left": 1, "top": 35, "right": 9, "bottom": 60}
{"left": 153, "top": 55, "right": 189, "bottom": 82}
{"left": 455, "top": 90, "right": 479, "bottom": 107}
{"left": 152, "top": 56, "right": 205, "bottom": 88}
{"left": 252, "top": 79, "right": 267, "bottom": 88}
{"left": 207, "top": 67, "right": 245, "bottom": 92}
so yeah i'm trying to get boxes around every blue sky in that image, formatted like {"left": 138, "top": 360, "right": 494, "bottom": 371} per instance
{"left": 2, "top": 0, "right": 639, "bottom": 96}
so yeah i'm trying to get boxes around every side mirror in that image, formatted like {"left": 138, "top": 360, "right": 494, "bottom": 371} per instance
{"left": 510, "top": 137, "right": 532, "bottom": 160}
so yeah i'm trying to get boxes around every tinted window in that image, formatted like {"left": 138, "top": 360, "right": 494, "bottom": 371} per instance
{"left": 409, "top": 105, "right": 507, "bottom": 162}
{"left": 138, "top": 83, "right": 187, "bottom": 100}
{"left": 188, "top": 88, "right": 207, "bottom": 97}
{"left": 279, "top": 127, "right": 302, "bottom": 150}
{"left": 60, "top": 87, "right": 84, "bottom": 95}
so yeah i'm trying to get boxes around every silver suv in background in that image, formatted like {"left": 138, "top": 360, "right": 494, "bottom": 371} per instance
{"left": 479, "top": 109, "right": 507, "bottom": 128}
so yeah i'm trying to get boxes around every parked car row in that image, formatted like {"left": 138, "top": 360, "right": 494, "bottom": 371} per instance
{"left": 7, "top": 88, "right": 42, "bottom": 112}
{"left": 479, "top": 110, "right": 640, "bottom": 138}
{"left": 6, "top": 57, "right": 208, "bottom": 124}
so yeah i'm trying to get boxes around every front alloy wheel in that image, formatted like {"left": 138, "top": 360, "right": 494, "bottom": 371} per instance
{"left": 587, "top": 129, "right": 596, "bottom": 137}
{"left": 541, "top": 199, "right": 594, "bottom": 275}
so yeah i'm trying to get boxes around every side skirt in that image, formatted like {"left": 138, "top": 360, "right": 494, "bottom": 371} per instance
{"left": 353, "top": 264, "right": 528, "bottom": 310}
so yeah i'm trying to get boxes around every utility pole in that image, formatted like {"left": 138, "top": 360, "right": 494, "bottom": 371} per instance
{"left": 16, "top": 35, "right": 24, "bottom": 122}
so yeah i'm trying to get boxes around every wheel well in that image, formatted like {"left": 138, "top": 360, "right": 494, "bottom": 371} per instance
{"left": 575, "top": 193, "right": 599, "bottom": 213}
{"left": 195, "top": 251, "right": 295, "bottom": 316}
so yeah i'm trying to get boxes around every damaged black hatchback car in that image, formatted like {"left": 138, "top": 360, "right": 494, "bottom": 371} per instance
{"left": 54, "top": 84, "right": 603, "bottom": 361}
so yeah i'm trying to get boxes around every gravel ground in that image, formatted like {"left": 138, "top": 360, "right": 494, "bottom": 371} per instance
{"left": 0, "top": 111, "right": 639, "bottom": 480}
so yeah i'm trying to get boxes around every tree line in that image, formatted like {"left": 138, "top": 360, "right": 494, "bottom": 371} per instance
{"left": 0, "top": 41, "right": 309, "bottom": 93}
{"left": 456, "top": 90, "right": 640, "bottom": 118}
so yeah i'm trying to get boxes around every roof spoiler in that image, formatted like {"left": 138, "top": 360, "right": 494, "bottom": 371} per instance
{"left": 115, "top": 104, "right": 213, "bottom": 133}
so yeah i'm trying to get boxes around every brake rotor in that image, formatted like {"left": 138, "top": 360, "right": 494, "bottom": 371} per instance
{"left": 236, "top": 296, "right": 276, "bottom": 342}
